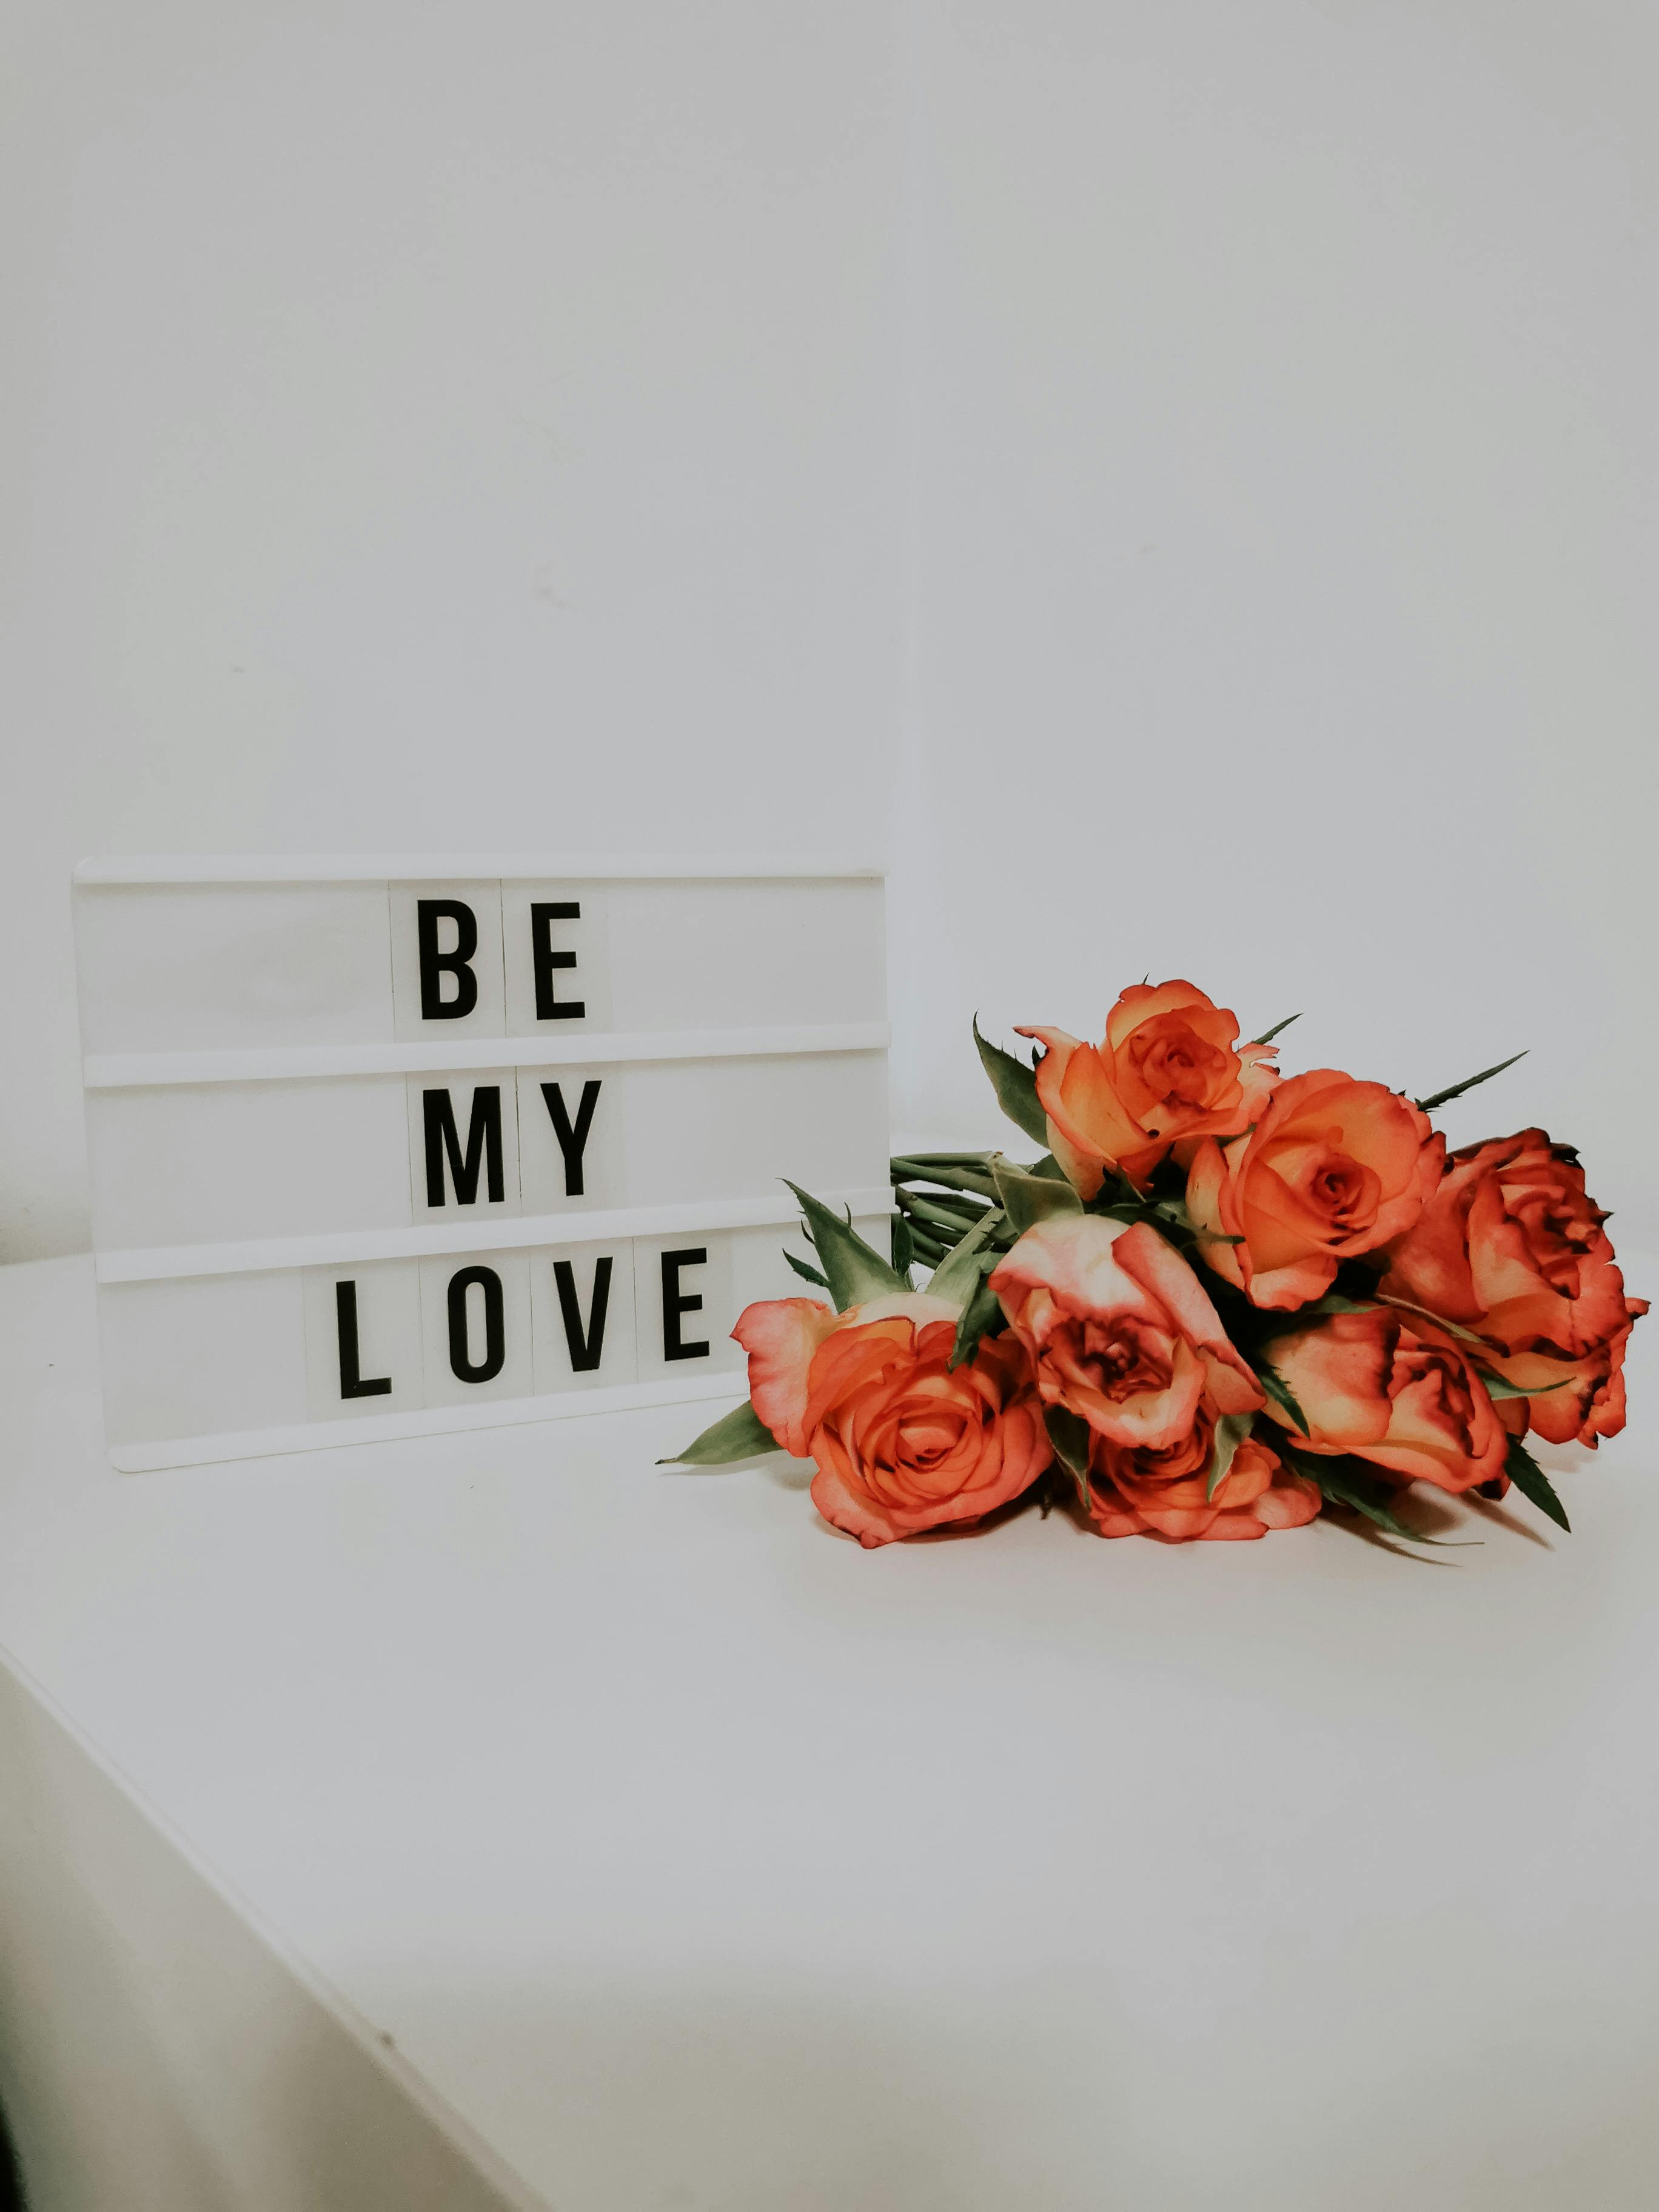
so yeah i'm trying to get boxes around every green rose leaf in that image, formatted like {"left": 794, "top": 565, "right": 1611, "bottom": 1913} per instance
{"left": 784, "top": 1181, "right": 907, "bottom": 1312}
{"left": 1205, "top": 1411, "right": 1258, "bottom": 1502}
{"left": 1373, "top": 1294, "right": 1500, "bottom": 1352}
{"left": 993, "top": 1157, "right": 1084, "bottom": 1236}
{"left": 973, "top": 1016, "right": 1050, "bottom": 1146}
{"left": 1044, "top": 1403, "right": 1094, "bottom": 1517}
{"left": 890, "top": 1212, "right": 916, "bottom": 1279}
{"left": 1503, "top": 1436, "right": 1571, "bottom": 1532}
{"left": 783, "top": 1248, "right": 830, "bottom": 1291}
{"left": 659, "top": 1398, "right": 780, "bottom": 1467}
{"left": 1254, "top": 1359, "right": 1311, "bottom": 1439}
{"left": 1283, "top": 1447, "right": 1478, "bottom": 1548}
{"left": 1476, "top": 1369, "right": 1568, "bottom": 1403}
{"left": 930, "top": 1207, "right": 1005, "bottom": 1309}
{"left": 1415, "top": 1050, "right": 1527, "bottom": 1115}
{"left": 946, "top": 1267, "right": 1005, "bottom": 1372}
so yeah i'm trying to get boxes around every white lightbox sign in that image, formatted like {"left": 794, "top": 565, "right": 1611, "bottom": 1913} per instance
{"left": 75, "top": 856, "right": 891, "bottom": 1472}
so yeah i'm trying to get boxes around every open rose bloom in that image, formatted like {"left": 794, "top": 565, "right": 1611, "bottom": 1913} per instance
{"left": 734, "top": 1292, "right": 1050, "bottom": 1549}
{"left": 1021, "top": 982, "right": 1278, "bottom": 1196}
{"left": 671, "top": 980, "right": 1643, "bottom": 1558}
{"left": 1259, "top": 1307, "right": 1509, "bottom": 1493}
{"left": 1380, "top": 1130, "right": 1648, "bottom": 1448}
{"left": 1088, "top": 1427, "right": 1320, "bottom": 1543}
{"left": 1186, "top": 1071, "right": 1443, "bottom": 1309}
{"left": 988, "top": 1215, "right": 1319, "bottom": 1540}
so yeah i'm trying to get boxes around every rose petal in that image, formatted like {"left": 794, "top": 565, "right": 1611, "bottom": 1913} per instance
{"left": 732, "top": 1297, "right": 840, "bottom": 1457}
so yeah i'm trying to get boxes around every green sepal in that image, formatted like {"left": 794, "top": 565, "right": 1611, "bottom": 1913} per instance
{"left": 659, "top": 1398, "right": 780, "bottom": 1467}
{"left": 973, "top": 1016, "right": 1050, "bottom": 1146}
{"left": 1250, "top": 1013, "right": 1301, "bottom": 1047}
{"left": 929, "top": 1207, "right": 1004, "bottom": 1308}
{"left": 947, "top": 1269, "right": 1005, "bottom": 1372}
{"left": 1503, "top": 1435, "right": 1571, "bottom": 1532}
{"left": 783, "top": 1248, "right": 830, "bottom": 1291}
{"left": 1044, "top": 1404, "right": 1094, "bottom": 1516}
{"left": 891, "top": 1212, "right": 916, "bottom": 1279}
{"left": 1477, "top": 1369, "right": 1568, "bottom": 1403}
{"left": 1290, "top": 1293, "right": 1376, "bottom": 1319}
{"left": 1284, "top": 1447, "right": 1478, "bottom": 1547}
{"left": 1415, "top": 1050, "right": 1527, "bottom": 1115}
{"left": 992, "top": 1156, "right": 1083, "bottom": 1236}
{"left": 1373, "top": 1294, "right": 1498, "bottom": 1352}
{"left": 783, "top": 1182, "right": 906, "bottom": 1312}
{"left": 1254, "top": 1359, "right": 1311, "bottom": 1439}
{"left": 1205, "top": 1412, "right": 1257, "bottom": 1502}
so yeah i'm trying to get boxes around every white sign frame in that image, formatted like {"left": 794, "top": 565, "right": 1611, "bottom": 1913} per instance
{"left": 76, "top": 856, "right": 890, "bottom": 1472}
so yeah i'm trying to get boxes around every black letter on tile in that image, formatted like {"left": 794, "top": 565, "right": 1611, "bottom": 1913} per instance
{"left": 335, "top": 1281, "right": 392, "bottom": 1398}
{"left": 423, "top": 1087, "right": 504, "bottom": 1207}
{"left": 531, "top": 901, "right": 585, "bottom": 1020}
{"left": 539, "top": 1079, "right": 602, "bottom": 1196}
{"left": 447, "top": 1265, "right": 505, "bottom": 1384}
{"left": 417, "top": 898, "right": 480, "bottom": 1020}
{"left": 661, "top": 1247, "right": 709, "bottom": 1362}
{"left": 554, "top": 1255, "right": 612, "bottom": 1373}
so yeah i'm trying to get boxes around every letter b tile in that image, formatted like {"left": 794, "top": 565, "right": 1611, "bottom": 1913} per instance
{"left": 389, "top": 883, "right": 506, "bottom": 1040}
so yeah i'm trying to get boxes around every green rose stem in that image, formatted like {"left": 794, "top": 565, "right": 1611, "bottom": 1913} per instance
{"left": 894, "top": 1190, "right": 991, "bottom": 1239}
{"left": 890, "top": 1147, "right": 1004, "bottom": 1181}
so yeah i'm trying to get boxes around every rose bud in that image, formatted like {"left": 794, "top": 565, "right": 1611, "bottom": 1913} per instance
{"left": 734, "top": 1293, "right": 1049, "bottom": 1549}
{"left": 1186, "top": 1069, "right": 1443, "bottom": 1310}
{"left": 1017, "top": 980, "right": 1278, "bottom": 1197}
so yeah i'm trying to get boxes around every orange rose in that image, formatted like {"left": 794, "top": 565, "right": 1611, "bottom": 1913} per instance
{"left": 733, "top": 1293, "right": 1049, "bottom": 1549}
{"left": 1378, "top": 1130, "right": 1648, "bottom": 1446}
{"left": 1382, "top": 1130, "right": 1631, "bottom": 1355}
{"left": 988, "top": 1215, "right": 1262, "bottom": 1450}
{"left": 1261, "top": 1306, "right": 1507, "bottom": 1492}
{"left": 1018, "top": 980, "right": 1278, "bottom": 1196}
{"left": 1088, "top": 1421, "right": 1321, "bottom": 1542}
{"left": 1187, "top": 1069, "right": 1443, "bottom": 1310}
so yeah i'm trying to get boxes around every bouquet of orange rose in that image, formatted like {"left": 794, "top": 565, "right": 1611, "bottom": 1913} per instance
{"left": 668, "top": 984, "right": 1646, "bottom": 1550}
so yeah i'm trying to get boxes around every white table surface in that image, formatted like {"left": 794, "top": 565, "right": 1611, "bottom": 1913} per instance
{"left": 3, "top": 1252, "right": 1658, "bottom": 2211}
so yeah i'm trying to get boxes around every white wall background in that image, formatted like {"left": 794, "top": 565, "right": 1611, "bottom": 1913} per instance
{"left": 895, "top": 1, "right": 1658, "bottom": 1258}
{"left": 0, "top": 0, "right": 902, "bottom": 1258}
{"left": 4, "top": 1, "right": 1655, "bottom": 1260}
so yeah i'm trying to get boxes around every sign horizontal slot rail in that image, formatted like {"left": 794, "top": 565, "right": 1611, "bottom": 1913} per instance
{"left": 75, "top": 853, "right": 885, "bottom": 885}
{"left": 84, "top": 1024, "right": 890, "bottom": 1090}
{"left": 95, "top": 1187, "right": 898, "bottom": 1285}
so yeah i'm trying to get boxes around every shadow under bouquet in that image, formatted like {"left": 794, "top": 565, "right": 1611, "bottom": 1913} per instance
{"left": 669, "top": 982, "right": 1646, "bottom": 1550}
